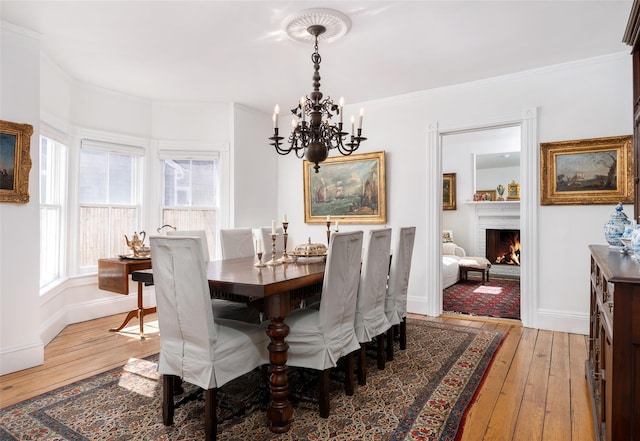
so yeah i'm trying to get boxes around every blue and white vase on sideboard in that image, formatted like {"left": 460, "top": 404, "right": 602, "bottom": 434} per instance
{"left": 604, "top": 202, "right": 631, "bottom": 249}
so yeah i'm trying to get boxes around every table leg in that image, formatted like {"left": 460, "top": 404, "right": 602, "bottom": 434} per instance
{"left": 109, "top": 282, "right": 156, "bottom": 338}
{"left": 264, "top": 292, "right": 293, "bottom": 434}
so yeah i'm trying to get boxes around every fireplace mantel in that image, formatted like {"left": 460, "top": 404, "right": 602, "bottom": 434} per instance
{"left": 465, "top": 200, "right": 520, "bottom": 216}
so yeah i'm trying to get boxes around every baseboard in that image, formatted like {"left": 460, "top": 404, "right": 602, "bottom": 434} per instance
{"left": 535, "top": 308, "right": 589, "bottom": 335}
{"left": 0, "top": 342, "right": 44, "bottom": 376}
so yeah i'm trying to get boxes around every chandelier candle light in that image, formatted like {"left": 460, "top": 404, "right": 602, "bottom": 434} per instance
{"left": 270, "top": 9, "right": 366, "bottom": 173}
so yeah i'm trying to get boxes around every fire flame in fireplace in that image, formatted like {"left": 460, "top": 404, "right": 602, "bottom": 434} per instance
{"left": 495, "top": 233, "right": 521, "bottom": 266}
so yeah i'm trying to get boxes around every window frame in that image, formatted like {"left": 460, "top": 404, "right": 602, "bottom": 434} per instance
{"left": 39, "top": 132, "right": 68, "bottom": 289}
{"left": 75, "top": 133, "right": 146, "bottom": 274}
{"left": 159, "top": 149, "right": 222, "bottom": 259}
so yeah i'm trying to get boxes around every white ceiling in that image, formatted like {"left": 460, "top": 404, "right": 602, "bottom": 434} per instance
{"left": 0, "top": 1, "right": 634, "bottom": 114}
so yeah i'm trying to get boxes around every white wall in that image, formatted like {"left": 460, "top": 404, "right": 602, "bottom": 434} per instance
{"left": 231, "top": 103, "right": 278, "bottom": 229}
{"left": 278, "top": 52, "right": 632, "bottom": 334}
{"left": 0, "top": 23, "right": 43, "bottom": 374}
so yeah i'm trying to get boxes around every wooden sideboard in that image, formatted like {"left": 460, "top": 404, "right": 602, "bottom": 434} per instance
{"left": 97, "top": 258, "right": 155, "bottom": 337}
{"left": 586, "top": 245, "right": 640, "bottom": 441}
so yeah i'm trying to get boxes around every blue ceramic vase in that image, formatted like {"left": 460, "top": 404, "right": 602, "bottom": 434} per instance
{"left": 604, "top": 202, "right": 631, "bottom": 249}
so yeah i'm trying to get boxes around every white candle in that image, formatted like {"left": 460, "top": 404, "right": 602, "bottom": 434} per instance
{"left": 350, "top": 115, "right": 355, "bottom": 135}
{"left": 273, "top": 104, "right": 280, "bottom": 129}
{"left": 258, "top": 238, "right": 264, "bottom": 253}
{"left": 271, "top": 219, "right": 276, "bottom": 235}
{"left": 283, "top": 212, "right": 287, "bottom": 223}
{"left": 339, "top": 97, "right": 344, "bottom": 124}
{"left": 300, "top": 96, "right": 306, "bottom": 122}
{"left": 326, "top": 215, "right": 331, "bottom": 222}
{"left": 335, "top": 221, "right": 339, "bottom": 231}
{"left": 358, "top": 108, "right": 364, "bottom": 130}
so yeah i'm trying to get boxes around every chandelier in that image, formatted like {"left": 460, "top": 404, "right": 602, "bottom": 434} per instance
{"left": 269, "top": 11, "right": 366, "bottom": 173}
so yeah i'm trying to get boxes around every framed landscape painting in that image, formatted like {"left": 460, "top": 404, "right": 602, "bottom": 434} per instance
{"left": 303, "top": 151, "right": 386, "bottom": 224}
{"left": 0, "top": 120, "right": 33, "bottom": 203}
{"left": 443, "top": 173, "right": 456, "bottom": 210}
{"left": 540, "top": 135, "right": 633, "bottom": 205}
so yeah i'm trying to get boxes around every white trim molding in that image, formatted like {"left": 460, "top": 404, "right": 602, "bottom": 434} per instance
{"left": 425, "top": 107, "right": 538, "bottom": 329}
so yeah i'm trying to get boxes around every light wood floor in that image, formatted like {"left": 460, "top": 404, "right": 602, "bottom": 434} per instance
{"left": 0, "top": 312, "right": 594, "bottom": 440}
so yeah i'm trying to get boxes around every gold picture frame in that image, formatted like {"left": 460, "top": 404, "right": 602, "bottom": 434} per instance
{"left": 303, "top": 151, "right": 386, "bottom": 224}
{"left": 475, "top": 189, "right": 497, "bottom": 201}
{"left": 540, "top": 135, "right": 633, "bottom": 206}
{"left": 443, "top": 173, "right": 456, "bottom": 210}
{"left": 0, "top": 120, "right": 33, "bottom": 203}
{"left": 507, "top": 181, "right": 520, "bottom": 201}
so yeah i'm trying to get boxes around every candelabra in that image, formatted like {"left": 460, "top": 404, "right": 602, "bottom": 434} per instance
{"left": 266, "top": 233, "right": 282, "bottom": 266}
{"left": 278, "top": 222, "right": 294, "bottom": 263}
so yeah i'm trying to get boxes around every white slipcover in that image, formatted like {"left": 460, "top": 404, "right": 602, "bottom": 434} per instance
{"left": 285, "top": 230, "right": 364, "bottom": 370}
{"left": 167, "top": 229, "right": 260, "bottom": 323}
{"left": 220, "top": 228, "right": 255, "bottom": 259}
{"left": 149, "top": 235, "right": 269, "bottom": 390}
{"left": 385, "top": 227, "right": 416, "bottom": 326}
{"left": 167, "top": 229, "right": 210, "bottom": 260}
{"left": 355, "top": 228, "right": 392, "bottom": 343}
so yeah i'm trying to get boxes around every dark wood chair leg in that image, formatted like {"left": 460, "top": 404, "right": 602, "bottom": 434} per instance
{"left": 204, "top": 388, "right": 217, "bottom": 441}
{"left": 319, "top": 369, "right": 330, "bottom": 418}
{"left": 344, "top": 352, "right": 355, "bottom": 396}
{"left": 162, "top": 374, "right": 176, "bottom": 426}
{"left": 386, "top": 328, "right": 394, "bottom": 361}
{"left": 376, "top": 333, "right": 386, "bottom": 370}
{"left": 400, "top": 318, "right": 407, "bottom": 350}
{"left": 358, "top": 344, "right": 366, "bottom": 386}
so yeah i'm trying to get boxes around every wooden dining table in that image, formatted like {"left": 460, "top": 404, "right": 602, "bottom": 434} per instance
{"left": 132, "top": 256, "right": 326, "bottom": 434}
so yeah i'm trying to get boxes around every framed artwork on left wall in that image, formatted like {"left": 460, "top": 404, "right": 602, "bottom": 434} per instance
{"left": 0, "top": 120, "right": 33, "bottom": 203}
{"left": 443, "top": 173, "right": 456, "bottom": 210}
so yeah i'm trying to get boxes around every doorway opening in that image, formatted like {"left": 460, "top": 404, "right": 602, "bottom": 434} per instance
{"left": 441, "top": 125, "right": 521, "bottom": 320}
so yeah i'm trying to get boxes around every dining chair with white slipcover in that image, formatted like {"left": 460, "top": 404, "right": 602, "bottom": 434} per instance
{"left": 149, "top": 235, "right": 269, "bottom": 441}
{"left": 284, "top": 230, "right": 364, "bottom": 417}
{"left": 385, "top": 226, "right": 416, "bottom": 360}
{"left": 167, "top": 229, "right": 260, "bottom": 324}
{"left": 220, "top": 228, "right": 255, "bottom": 259}
{"left": 354, "top": 228, "right": 392, "bottom": 385}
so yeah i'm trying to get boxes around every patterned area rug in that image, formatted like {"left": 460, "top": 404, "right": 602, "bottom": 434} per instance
{"left": 443, "top": 278, "right": 520, "bottom": 320}
{"left": 0, "top": 320, "right": 504, "bottom": 441}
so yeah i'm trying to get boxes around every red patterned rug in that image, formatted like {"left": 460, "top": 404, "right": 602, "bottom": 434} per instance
{"left": 0, "top": 320, "right": 504, "bottom": 441}
{"left": 443, "top": 277, "right": 520, "bottom": 320}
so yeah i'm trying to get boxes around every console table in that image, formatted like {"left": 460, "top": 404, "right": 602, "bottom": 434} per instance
{"left": 97, "top": 257, "right": 155, "bottom": 338}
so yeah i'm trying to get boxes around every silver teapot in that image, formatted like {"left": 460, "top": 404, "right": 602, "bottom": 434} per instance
{"left": 124, "top": 231, "right": 150, "bottom": 257}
